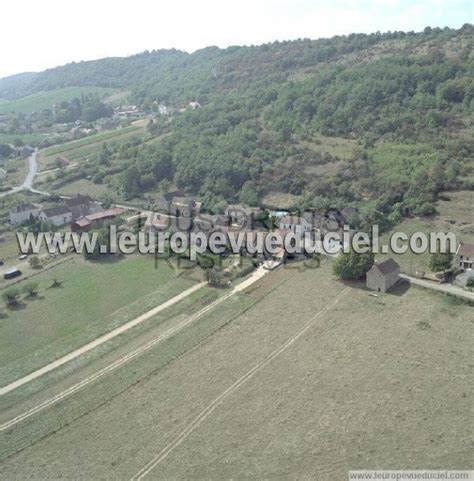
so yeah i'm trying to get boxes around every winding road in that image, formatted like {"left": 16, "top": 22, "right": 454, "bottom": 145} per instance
{"left": 0, "top": 149, "right": 50, "bottom": 198}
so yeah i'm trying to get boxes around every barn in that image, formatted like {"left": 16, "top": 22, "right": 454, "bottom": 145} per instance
{"left": 366, "top": 258, "right": 400, "bottom": 293}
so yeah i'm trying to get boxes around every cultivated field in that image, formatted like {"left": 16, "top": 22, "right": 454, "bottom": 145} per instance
{"left": 0, "top": 261, "right": 471, "bottom": 479}
{"left": 0, "top": 87, "right": 118, "bottom": 115}
{"left": 39, "top": 125, "right": 145, "bottom": 169}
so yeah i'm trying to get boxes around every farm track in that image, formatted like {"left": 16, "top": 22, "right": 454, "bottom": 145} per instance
{"left": 0, "top": 267, "right": 268, "bottom": 432}
{"left": 0, "top": 282, "right": 207, "bottom": 398}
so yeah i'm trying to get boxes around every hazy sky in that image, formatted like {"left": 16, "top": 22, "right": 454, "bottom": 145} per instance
{"left": 1, "top": 0, "right": 472, "bottom": 78}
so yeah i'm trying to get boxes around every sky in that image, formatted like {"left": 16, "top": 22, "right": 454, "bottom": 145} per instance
{"left": 1, "top": 0, "right": 472, "bottom": 79}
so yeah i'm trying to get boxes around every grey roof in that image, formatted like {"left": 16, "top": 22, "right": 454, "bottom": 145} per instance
{"left": 64, "top": 195, "right": 92, "bottom": 207}
{"left": 43, "top": 205, "right": 72, "bottom": 217}
{"left": 457, "top": 243, "right": 474, "bottom": 258}
{"left": 12, "top": 203, "right": 41, "bottom": 213}
{"left": 373, "top": 258, "right": 400, "bottom": 275}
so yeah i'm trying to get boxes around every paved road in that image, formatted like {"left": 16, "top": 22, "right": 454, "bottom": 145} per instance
{"left": 400, "top": 273, "right": 474, "bottom": 301}
{"left": 0, "top": 149, "right": 50, "bottom": 198}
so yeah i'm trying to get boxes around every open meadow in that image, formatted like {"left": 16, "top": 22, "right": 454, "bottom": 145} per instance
{"left": 0, "top": 261, "right": 471, "bottom": 479}
{"left": 0, "top": 87, "right": 118, "bottom": 115}
{"left": 0, "top": 254, "right": 199, "bottom": 386}
{"left": 379, "top": 190, "right": 474, "bottom": 274}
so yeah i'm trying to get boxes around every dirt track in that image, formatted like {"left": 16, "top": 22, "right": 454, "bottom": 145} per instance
{"left": 0, "top": 263, "right": 472, "bottom": 480}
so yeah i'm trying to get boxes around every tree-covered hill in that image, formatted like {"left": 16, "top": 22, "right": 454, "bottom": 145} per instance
{"left": 1, "top": 24, "right": 472, "bottom": 227}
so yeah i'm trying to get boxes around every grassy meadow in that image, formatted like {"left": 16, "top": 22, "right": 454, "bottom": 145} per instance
{"left": 0, "top": 254, "right": 198, "bottom": 385}
{"left": 0, "top": 87, "right": 118, "bottom": 115}
{"left": 379, "top": 190, "right": 474, "bottom": 274}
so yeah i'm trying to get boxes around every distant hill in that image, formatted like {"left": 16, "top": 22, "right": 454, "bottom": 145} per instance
{"left": 1, "top": 25, "right": 472, "bottom": 224}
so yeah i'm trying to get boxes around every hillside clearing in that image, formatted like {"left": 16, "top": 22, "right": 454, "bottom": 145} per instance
{"left": 0, "top": 87, "right": 118, "bottom": 115}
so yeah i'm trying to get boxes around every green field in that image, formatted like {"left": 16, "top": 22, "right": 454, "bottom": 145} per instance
{"left": 41, "top": 125, "right": 143, "bottom": 157}
{"left": 0, "top": 262, "right": 471, "bottom": 478}
{"left": 0, "top": 254, "right": 198, "bottom": 385}
{"left": 0, "top": 132, "right": 49, "bottom": 145}
{"left": 0, "top": 87, "right": 118, "bottom": 115}
{"left": 379, "top": 190, "right": 474, "bottom": 274}
{"left": 39, "top": 125, "right": 145, "bottom": 172}
{"left": 53, "top": 178, "right": 113, "bottom": 197}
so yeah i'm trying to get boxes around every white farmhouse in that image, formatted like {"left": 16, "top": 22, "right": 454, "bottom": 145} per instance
{"left": 9, "top": 203, "right": 42, "bottom": 226}
{"left": 455, "top": 242, "right": 474, "bottom": 270}
{"left": 39, "top": 206, "right": 73, "bottom": 226}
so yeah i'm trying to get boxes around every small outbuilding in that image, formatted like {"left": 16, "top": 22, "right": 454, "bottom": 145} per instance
{"left": 366, "top": 258, "right": 400, "bottom": 293}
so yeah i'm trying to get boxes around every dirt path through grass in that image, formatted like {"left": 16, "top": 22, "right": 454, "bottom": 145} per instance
{"left": 0, "top": 266, "right": 268, "bottom": 431}
{"left": 0, "top": 282, "right": 206, "bottom": 398}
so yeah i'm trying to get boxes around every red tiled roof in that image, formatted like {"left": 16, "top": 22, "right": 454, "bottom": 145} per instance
{"left": 86, "top": 207, "right": 126, "bottom": 222}
{"left": 75, "top": 218, "right": 92, "bottom": 227}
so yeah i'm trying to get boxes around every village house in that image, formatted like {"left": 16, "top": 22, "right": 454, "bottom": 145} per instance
{"left": 63, "top": 194, "right": 102, "bottom": 220}
{"left": 225, "top": 204, "right": 263, "bottom": 229}
{"left": 147, "top": 191, "right": 184, "bottom": 214}
{"left": 70, "top": 207, "right": 126, "bottom": 233}
{"left": 9, "top": 203, "right": 42, "bottom": 225}
{"left": 193, "top": 213, "right": 229, "bottom": 233}
{"left": 366, "top": 258, "right": 400, "bottom": 293}
{"left": 169, "top": 197, "right": 200, "bottom": 217}
{"left": 39, "top": 206, "right": 73, "bottom": 226}
{"left": 455, "top": 242, "right": 474, "bottom": 270}
{"left": 114, "top": 105, "right": 142, "bottom": 120}
{"left": 144, "top": 212, "right": 192, "bottom": 233}
{"left": 278, "top": 215, "right": 312, "bottom": 235}
{"left": 188, "top": 101, "right": 201, "bottom": 110}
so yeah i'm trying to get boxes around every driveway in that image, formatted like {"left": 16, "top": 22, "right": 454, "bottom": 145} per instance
{"left": 400, "top": 273, "right": 474, "bottom": 301}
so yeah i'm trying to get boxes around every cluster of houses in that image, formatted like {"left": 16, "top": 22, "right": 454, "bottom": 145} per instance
{"left": 113, "top": 105, "right": 144, "bottom": 120}
{"left": 156, "top": 101, "right": 202, "bottom": 116}
{"left": 9, "top": 195, "right": 124, "bottom": 230}
{"left": 8, "top": 189, "right": 474, "bottom": 293}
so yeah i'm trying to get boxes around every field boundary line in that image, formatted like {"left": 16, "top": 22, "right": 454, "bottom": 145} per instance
{"left": 0, "top": 268, "right": 267, "bottom": 431}
{"left": 0, "top": 282, "right": 206, "bottom": 398}
{"left": 131, "top": 287, "right": 349, "bottom": 481}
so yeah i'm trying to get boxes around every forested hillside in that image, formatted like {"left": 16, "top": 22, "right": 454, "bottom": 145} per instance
{"left": 1, "top": 24, "right": 472, "bottom": 228}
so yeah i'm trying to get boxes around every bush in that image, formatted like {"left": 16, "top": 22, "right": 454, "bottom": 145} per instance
{"left": 2, "top": 288, "right": 20, "bottom": 308}
{"left": 429, "top": 252, "right": 453, "bottom": 272}
{"left": 28, "top": 255, "right": 41, "bottom": 268}
{"left": 50, "top": 278, "right": 63, "bottom": 288}
{"left": 23, "top": 282, "right": 39, "bottom": 297}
